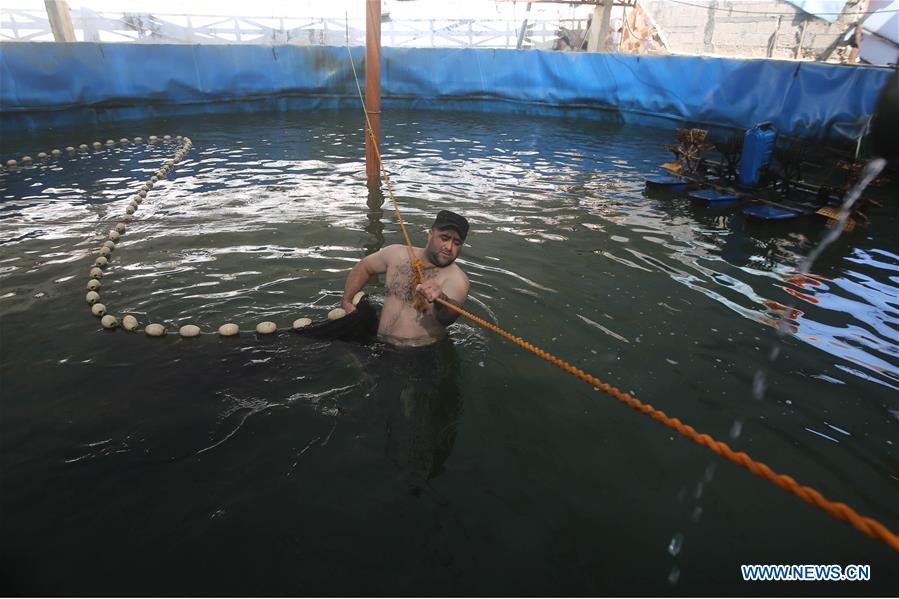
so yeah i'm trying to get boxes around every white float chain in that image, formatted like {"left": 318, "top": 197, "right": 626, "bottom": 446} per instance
{"left": 3, "top": 135, "right": 183, "bottom": 172}
{"left": 81, "top": 135, "right": 189, "bottom": 331}
{"left": 54, "top": 134, "right": 356, "bottom": 339}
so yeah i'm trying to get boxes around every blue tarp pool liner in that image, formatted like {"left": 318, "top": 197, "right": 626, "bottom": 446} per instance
{"left": 0, "top": 43, "right": 893, "bottom": 143}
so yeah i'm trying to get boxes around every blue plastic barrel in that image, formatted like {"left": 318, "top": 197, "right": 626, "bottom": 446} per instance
{"left": 738, "top": 122, "right": 776, "bottom": 188}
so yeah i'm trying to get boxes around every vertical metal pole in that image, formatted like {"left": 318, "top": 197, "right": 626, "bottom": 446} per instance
{"left": 365, "top": 0, "right": 382, "bottom": 186}
{"left": 794, "top": 17, "right": 808, "bottom": 59}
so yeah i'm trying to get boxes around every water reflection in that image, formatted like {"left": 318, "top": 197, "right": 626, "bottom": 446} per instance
{"left": 365, "top": 183, "right": 385, "bottom": 256}
{"left": 350, "top": 339, "right": 463, "bottom": 492}
{"left": 1, "top": 110, "right": 897, "bottom": 594}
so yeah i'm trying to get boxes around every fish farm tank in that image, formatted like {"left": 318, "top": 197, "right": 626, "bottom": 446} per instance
{"left": 1, "top": 0, "right": 897, "bottom": 596}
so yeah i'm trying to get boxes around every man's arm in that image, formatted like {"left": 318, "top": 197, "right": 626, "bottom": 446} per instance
{"left": 341, "top": 246, "right": 394, "bottom": 313}
{"left": 417, "top": 272, "right": 469, "bottom": 326}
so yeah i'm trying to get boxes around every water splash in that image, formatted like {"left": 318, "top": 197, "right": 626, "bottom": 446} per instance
{"left": 667, "top": 532, "right": 684, "bottom": 556}
{"left": 799, "top": 158, "right": 887, "bottom": 274}
{"left": 754, "top": 158, "right": 888, "bottom": 402}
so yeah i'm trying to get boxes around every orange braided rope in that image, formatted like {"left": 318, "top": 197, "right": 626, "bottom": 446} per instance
{"left": 433, "top": 300, "right": 899, "bottom": 552}
{"left": 343, "top": 37, "right": 899, "bottom": 553}
{"left": 345, "top": 41, "right": 429, "bottom": 310}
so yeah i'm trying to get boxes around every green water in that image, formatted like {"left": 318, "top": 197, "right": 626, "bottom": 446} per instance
{"left": 1, "top": 109, "right": 897, "bottom": 595}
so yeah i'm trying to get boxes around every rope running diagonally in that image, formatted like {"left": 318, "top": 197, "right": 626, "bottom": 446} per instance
{"left": 344, "top": 27, "right": 429, "bottom": 309}
{"left": 342, "top": 32, "right": 899, "bottom": 553}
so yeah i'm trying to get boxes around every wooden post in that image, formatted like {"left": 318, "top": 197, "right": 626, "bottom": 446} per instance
{"left": 586, "top": 4, "right": 602, "bottom": 52}
{"left": 44, "top": 0, "right": 76, "bottom": 42}
{"left": 516, "top": 0, "right": 532, "bottom": 50}
{"left": 587, "top": 0, "right": 613, "bottom": 53}
{"left": 598, "top": 0, "right": 613, "bottom": 52}
{"left": 365, "top": 0, "right": 382, "bottom": 187}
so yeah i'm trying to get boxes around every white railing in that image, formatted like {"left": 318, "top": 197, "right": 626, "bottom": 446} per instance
{"left": 0, "top": 8, "right": 586, "bottom": 49}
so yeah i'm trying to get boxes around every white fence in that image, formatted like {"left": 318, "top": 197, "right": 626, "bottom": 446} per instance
{"left": 1, "top": 8, "right": 586, "bottom": 49}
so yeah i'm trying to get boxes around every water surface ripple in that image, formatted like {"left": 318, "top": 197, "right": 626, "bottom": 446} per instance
{"left": 1, "top": 110, "right": 896, "bottom": 595}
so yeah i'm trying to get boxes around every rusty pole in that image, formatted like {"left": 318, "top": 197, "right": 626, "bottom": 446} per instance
{"left": 365, "top": 0, "right": 382, "bottom": 186}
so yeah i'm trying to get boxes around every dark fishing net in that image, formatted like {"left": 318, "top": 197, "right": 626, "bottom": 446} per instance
{"left": 294, "top": 295, "right": 379, "bottom": 343}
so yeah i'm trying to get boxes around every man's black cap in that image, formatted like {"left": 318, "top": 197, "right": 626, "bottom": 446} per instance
{"left": 432, "top": 210, "right": 469, "bottom": 241}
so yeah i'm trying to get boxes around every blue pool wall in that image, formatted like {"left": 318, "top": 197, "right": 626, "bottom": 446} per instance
{"left": 0, "top": 42, "right": 892, "bottom": 144}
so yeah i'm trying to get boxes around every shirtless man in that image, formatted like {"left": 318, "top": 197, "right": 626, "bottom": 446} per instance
{"left": 341, "top": 210, "right": 470, "bottom": 347}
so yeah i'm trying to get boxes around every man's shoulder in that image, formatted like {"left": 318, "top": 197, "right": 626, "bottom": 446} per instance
{"left": 380, "top": 244, "right": 410, "bottom": 262}
{"left": 447, "top": 262, "right": 469, "bottom": 285}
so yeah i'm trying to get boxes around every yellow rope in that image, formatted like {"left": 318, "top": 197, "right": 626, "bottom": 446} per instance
{"left": 343, "top": 36, "right": 899, "bottom": 553}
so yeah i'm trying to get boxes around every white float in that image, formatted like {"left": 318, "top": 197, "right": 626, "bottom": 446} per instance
{"left": 219, "top": 323, "right": 239, "bottom": 336}
{"left": 122, "top": 315, "right": 138, "bottom": 331}
{"left": 145, "top": 323, "right": 166, "bottom": 337}
{"left": 179, "top": 324, "right": 201, "bottom": 337}
{"left": 256, "top": 321, "right": 277, "bottom": 334}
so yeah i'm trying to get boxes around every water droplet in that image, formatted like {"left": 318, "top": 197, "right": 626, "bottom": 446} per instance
{"left": 668, "top": 533, "right": 683, "bottom": 557}
{"left": 752, "top": 371, "right": 767, "bottom": 400}
{"left": 729, "top": 420, "right": 743, "bottom": 440}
